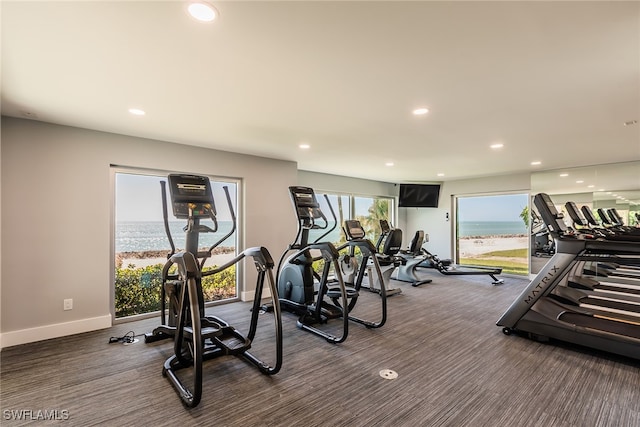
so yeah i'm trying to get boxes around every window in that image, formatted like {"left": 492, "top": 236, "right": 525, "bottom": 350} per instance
{"left": 311, "top": 192, "right": 393, "bottom": 246}
{"left": 455, "top": 193, "right": 529, "bottom": 275}
{"left": 113, "top": 169, "right": 239, "bottom": 319}
{"left": 354, "top": 196, "right": 392, "bottom": 242}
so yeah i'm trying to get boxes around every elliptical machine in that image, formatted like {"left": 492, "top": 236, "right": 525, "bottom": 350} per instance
{"left": 276, "top": 186, "right": 386, "bottom": 343}
{"left": 340, "top": 219, "right": 402, "bottom": 298}
{"left": 144, "top": 174, "right": 282, "bottom": 408}
{"left": 334, "top": 219, "right": 389, "bottom": 326}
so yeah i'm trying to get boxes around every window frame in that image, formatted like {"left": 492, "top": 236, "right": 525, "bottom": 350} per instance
{"left": 110, "top": 166, "right": 243, "bottom": 323}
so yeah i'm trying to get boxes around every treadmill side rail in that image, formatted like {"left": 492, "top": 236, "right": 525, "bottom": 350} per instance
{"left": 497, "top": 252, "right": 576, "bottom": 328}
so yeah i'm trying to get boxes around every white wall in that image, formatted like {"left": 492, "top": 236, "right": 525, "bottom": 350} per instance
{"left": 0, "top": 117, "right": 298, "bottom": 348}
{"left": 298, "top": 170, "right": 396, "bottom": 198}
{"left": 404, "top": 173, "right": 531, "bottom": 259}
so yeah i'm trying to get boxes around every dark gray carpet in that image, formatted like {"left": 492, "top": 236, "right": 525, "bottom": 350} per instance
{"left": 1, "top": 269, "right": 638, "bottom": 426}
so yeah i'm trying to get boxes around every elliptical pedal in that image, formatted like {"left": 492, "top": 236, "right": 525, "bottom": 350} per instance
{"left": 326, "top": 286, "right": 358, "bottom": 299}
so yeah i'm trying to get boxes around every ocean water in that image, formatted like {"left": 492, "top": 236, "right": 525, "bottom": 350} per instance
{"left": 458, "top": 221, "right": 527, "bottom": 237}
{"left": 116, "top": 220, "right": 526, "bottom": 252}
{"left": 116, "top": 221, "right": 236, "bottom": 252}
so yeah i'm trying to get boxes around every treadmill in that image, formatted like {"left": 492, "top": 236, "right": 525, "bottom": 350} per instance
{"left": 496, "top": 193, "right": 640, "bottom": 360}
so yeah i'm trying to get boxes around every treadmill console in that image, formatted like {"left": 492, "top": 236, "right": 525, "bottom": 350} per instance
{"left": 564, "top": 201, "right": 589, "bottom": 227}
{"left": 581, "top": 205, "right": 599, "bottom": 226}
{"left": 533, "top": 193, "right": 568, "bottom": 237}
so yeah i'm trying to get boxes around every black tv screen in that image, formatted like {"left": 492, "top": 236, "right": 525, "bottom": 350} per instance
{"left": 398, "top": 184, "right": 441, "bottom": 208}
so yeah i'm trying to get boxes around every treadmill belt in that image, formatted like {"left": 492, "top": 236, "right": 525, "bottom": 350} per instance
{"left": 582, "top": 297, "right": 640, "bottom": 314}
{"left": 597, "top": 284, "right": 640, "bottom": 296}
{"left": 560, "top": 312, "right": 640, "bottom": 339}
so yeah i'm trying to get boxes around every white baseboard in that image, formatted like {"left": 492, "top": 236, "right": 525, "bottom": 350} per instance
{"left": 0, "top": 315, "right": 112, "bottom": 349}
{"left": 240, "top": 287, "right": 273, "bottom": 302}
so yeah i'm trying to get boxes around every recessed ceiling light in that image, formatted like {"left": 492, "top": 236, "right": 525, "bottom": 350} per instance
{"left": 530, "top": 161, "right": 541, "bottom": 166}
{"left": 299, "top": 143, "right": 310, "bottom": 149}
{"left": 576, "top": 180, "right": 584, "bottom": 184}
{"left": 587, "top": 185, "right": 595, "bottom": 188}
{"left": 188, "top": 2, "right": 218, "bottom": 22}
{"left": 437, "top": 173, "right": 445, "bottom": 177}
{"left": 559, "top": 173, "right": 569, "bottom": 177}
{"left": 490, "top": 143, "right": 504, "bottom": 149}
{"left": 385, "top": 162, "right": 394, "bottom": 167}
{"left": 412, "top": 108, "right": 429, "bottom": 115}
{"left": 128, "top": 108, "right": 145, "bottom": 116}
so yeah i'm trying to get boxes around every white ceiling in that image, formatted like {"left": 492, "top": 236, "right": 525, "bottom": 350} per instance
{"left": 2, "top": 1, "right": 639, "bottom": 184}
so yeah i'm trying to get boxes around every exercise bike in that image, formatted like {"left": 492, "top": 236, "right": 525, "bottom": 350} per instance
{"left": 390, "top": 228, "right": 434, "bottom": 287}
{"left": 144, "top": 174, "right": 282, "bottom": 408}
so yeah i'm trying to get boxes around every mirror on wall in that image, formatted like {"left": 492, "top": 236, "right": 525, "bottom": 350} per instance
{"left": 529, "top": 161, "right": 640, "bottom": 274}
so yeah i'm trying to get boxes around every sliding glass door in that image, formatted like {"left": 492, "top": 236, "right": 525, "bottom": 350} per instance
{"left": 455, "top": 193, "right": 529, "bottom": 275}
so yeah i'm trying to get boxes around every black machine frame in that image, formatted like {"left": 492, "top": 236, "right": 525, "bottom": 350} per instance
{"left": 275, "top": 186, "right": 388, "bottom": 344}
{"left": 145, "top": 174, "right": 283, "bottom": 407}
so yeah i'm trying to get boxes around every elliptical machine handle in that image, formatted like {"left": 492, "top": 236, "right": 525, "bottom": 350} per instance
{"left": 205, "top": 186, "right": 237, "bottom": 259}
{"left": 314, "top": 194, "right": 338, "bottom": 244}
{"left": 160, "top": 180, "right": 176, "bottom": 258}
{"left": 206, "top": 203, "right": 219, "bottom": 233}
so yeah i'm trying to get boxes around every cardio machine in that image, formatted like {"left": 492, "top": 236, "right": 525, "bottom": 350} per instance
{"left": 276, "top": 186, "right": 386, "bottom": 343}
{"left": 497, "top": 193, "right": 640, "bottom": 361}
{"left": 390, "top": 228, "right": 434, "bottom": 287}
{"left": 335, "top": 219, "right": 390, "bottom": 324}
{"left": 144, "top": 174, "right": 283, "bottom": 408}
{"left": 340, "top": 219, "right": 402, "bottom": 297}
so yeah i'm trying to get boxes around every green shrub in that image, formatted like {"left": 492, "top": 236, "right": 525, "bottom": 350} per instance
{"left": 202, "top": 265, "right": 237, "bottom": 301}
{"left": 114, "top": 263, "right": 237, "bottom": 318}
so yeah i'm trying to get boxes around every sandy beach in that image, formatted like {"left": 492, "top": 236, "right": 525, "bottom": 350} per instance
{"left": 457, "top": 235, "right": 528, "bottom": 258}
{"left": 118, "top": 236, "right": 529, "bottom": 269}
{"left": 117, "top": 248, "right": 236, "bottom": 269}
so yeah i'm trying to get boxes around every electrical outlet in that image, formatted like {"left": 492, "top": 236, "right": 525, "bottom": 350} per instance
{"left": 63, "top": 299, "right": 73, "bottom": 311}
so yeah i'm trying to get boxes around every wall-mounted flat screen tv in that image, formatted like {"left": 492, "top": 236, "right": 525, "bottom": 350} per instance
{"left": 398, "top": 184, "right": 441, "bottom": 208}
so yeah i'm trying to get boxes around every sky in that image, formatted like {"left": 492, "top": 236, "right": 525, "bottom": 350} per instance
{"left": 116, "top": 172, "right": 528, "bottom": 224}
{"left": 116, "top": 175, "right": 377, "bottom": 224}
{"left": 115, "top": 173, "right": 237, "bottom": 222}
{"left": 457, "top": 193, "right": 528, "bottom": 222}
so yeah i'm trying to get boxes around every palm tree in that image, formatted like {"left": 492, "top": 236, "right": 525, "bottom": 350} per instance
{"left": 520, "top": 205, "right": 529, "bottom": 229}
{"left": 359, "top": 199, "right": 390, "bottom": 241}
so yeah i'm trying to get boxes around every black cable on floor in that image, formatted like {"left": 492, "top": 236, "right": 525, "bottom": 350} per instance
{"left": 108, "top": 330, "right": 141, "bottom": 344}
